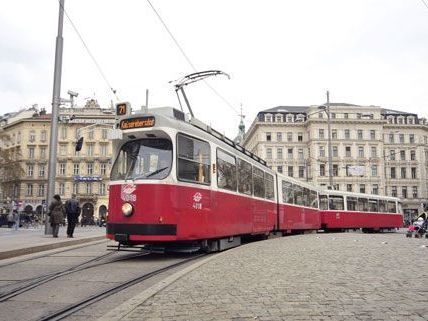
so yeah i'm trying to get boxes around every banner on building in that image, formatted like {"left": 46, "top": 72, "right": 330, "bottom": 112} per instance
{"left": 347, "top": 165, "right": 365, "bottom": 176}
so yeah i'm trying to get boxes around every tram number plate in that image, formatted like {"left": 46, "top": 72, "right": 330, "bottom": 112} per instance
{"left": 115, "top": 234, "right": 129, "bottom": 242}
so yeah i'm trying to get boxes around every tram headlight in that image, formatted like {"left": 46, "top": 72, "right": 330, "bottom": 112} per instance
{"left": 122, "top": 203, "right": 134, "bottom": 217}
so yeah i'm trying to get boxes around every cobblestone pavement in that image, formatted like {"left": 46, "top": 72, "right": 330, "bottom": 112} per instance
{"left": 109, "top": 232, "right": 428, "bottom": 321}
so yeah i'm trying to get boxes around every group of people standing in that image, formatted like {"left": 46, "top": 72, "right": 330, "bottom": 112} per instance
{"left": 48, "top": 194, "right": 81, "bottom": 238}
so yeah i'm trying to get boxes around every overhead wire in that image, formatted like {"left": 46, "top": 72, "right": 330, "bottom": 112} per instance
{"left": 421, "top": 0, "right": 428, "bottom": 10}
{"left": 57, "top": 0, "right": 119, "bottom": 101}
{"left": 145, "top": 0, "right": 240, "bottom": 116}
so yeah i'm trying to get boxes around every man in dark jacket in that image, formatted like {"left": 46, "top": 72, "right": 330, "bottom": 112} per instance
{"left": 65, "top": 194, "right": 80, "bottom": 238}
{"left": 48, "top": 194, "right": 65, "bottom": 238}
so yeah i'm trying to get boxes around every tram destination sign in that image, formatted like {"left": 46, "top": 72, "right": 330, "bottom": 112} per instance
{"left": 120, "top": 116, "right": 155, "bottom": 130}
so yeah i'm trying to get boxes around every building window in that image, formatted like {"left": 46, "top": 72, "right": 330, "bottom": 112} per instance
{"left": 277, "top": 166, "right": 283, "bottom": 174}
{"left": 288, "top": 166, "right": 293, "bottom": 177}
{"left": 100, "top": 183, "right": 106, "bottom": 196}
{"left": 319, "top": 129, "right": 325, "bottom": 139}
{"left": 399, "top": 134, "right": 404, "bottom": 143}
{"left": 298, "top": 166, "right": 304, "bottom": 178}
{"left": 372, "top": 184, "right": 379, "bottom": 195}
{"left": 26, "top": 184, "right": 33, "bottom": 196}
{"left": 102, "top": 129, "right": 108, "bottom": 139}
{"left": 344, "top": 113, "right": 349, "bottom": 119}
{"left": 27, "top": 164, "right": 34, "bottom": 177}
{"left": 333, "top": 164, "right": 339, "bottom": 176}
{"left": 39, "top": 165, "right": 45, "bottom": 177}
{"left": 357, "top": 130, "right": 363, "bottom": 140}
{"left": 389, "top": 150, "right": 396, "bottom": 161}
{"left": 370, "top": 130, "right": 376, "bottom": 140}
{"left": 40, "top": 147, "right": 46, "bottom": 159}
{"left": 73, "top": 183, "right": 79, "bottom": 195}
{"left": 390, "top": 167, "right": 396, "bottom": 179}
{"left": 287, "top": 132, "right": 292, "bottom": 142}
{"left": 408, "top": 117, "right": 414, "bottom": 124}
{"left": 297, "top": 132, "right": 303, "bottom": 142}
{"left": 17, "top": 132, "right": 21, "bottom": 143}
{"left": 266, "top": 132, "right": 271, "bottom": 141}
{"left": 86, "top": 182, "right": 92, "bottom": 194}
{"left": 265, "top": 115, "right": 272, "bottom": 122}
{"left": 409, "top": 134, "right": 415, "bottom": 143}
{"left": 371, "top": 146, "right": 377, "bottom": 158}
{"left": 61, "top": 127, "right": 67, "bottom": 140}
{"left": 298, "top": 149, "right": 304, "bottom": 160}
{"left": 359, "top": 184, "right": 366, "bottom": 193}
{"left": 318, "top": 112, "right": 323, "bottom": 118}
{"left": 277, "top": 148, "right": 283, "bottom": 159}
{"left": 38, "top": 184, "right": 45, "bottom": 197}
{"left": 391, "top": 186, "right": 397, "bottom": 197}
{"left": 400, "top": 150, "right": 405, "bottom": 161}
{"left": 41, "top": 130, "right": 47, "bottom": 142}
{"left": 88, "top": 129, "right": 94, "bottom": 140}
{"left": 345, "top": 146, "right": 351, "bottom": 157}
{"left": 410, "top": 150, "right": 416, "bottom": 161}
{"left": 402, "top": 186, "right": 407, "bottom": 198}
{"left": 60, "top": 144, "right": 67, "bottom": 156}
{"left": 59, "top": 183, "right": 65, "bottom": 196}
{"left": 371, "top": 165, "right": 378, "bottom": 177}
{"left": 411, "top": 167, "right": 417, "bottom": 179}
{"left": 266, "top": 148, "right": 272, "bottom": 159}
{"left": 59, "top": 163, "right": 66, "bottom": 176}
{"left": 344, "top": 129, "right": 350, "bottom": 140}
{"left": 87, "top": 163, "right": 94, "bottom": 175}
{"left": 347, "top": 184, "right": 352, "bottom": 192}
{"left": 73, "top": 163, "right": 80, "bottom": 175}
{"left": 389, "top": 133, "right": 394, "bottom": 143}
{"left": 29, "top": 130, "right": 36, "bottom": 142}
{"left": 412, "top": 186, "right": 418, "bottom": 198}
{"left": 358, "top": 146, "right": 364, "bottom": 158}
{"left": 286, "top": 115, "right": 293, "bottom": 122}
{"left": 400, "top": 167, "right": 406, "bottom": 179}
{"left": 319, "top": 146, "right": 325, "bottom": 158}
{"left": 331, "top": 113, "right": 336, "bottom": 119}
{"left": 87, "top": 143, "right": 94, "bottom": 156}
{"left": 332, "top": 129, "right": 337, "bottom": 139}
{"left": 357, "top": 113, "right": 362, "bottom": 119}
{"left": 332, "top": 146, "right": 338, "bottom": 157}
{"left": 320, "top": 164, "right": 325, "bottom": 176}
{"left": 100, "top": 163, "right": 107, "bottom": 176}
{"left": 29, "top": 147, "right": 35, "bottom": 159}
{"left": 287, "top": 148, "right": 293, "bottom": 160}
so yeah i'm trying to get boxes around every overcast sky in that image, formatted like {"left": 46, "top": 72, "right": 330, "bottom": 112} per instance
{"left": 1, "top": 0, "right": 428, "bottom": 137}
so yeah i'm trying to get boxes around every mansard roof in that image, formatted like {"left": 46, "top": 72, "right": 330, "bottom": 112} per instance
{"left": 261, "top": 106, "right": 309, "bottom": 113}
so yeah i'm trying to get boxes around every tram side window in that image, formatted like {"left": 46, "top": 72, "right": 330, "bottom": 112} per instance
{"left": 319, "top": 195, "right": 328, "bottom": 210}
{"left": 237, "top": 158, "right": 252, "bottom": 195}
{"left": 282, "top": 181, "right": 294, "bottom": 204}
{"left": 387, "top": 201, "right": 397, "bottom": 213}
{"left": 310, "top": 190, "right": 318, "bottom": 208}
{"left": 347, "top": 197, "right": 357, "bottom": 211}
{"left": 253, "top": 167, "right": 265, "bottom": 198}
{"left": 265, "top": 173, "right": 275, "bottom": 200}
{"left": 217, "top": 149, "right": 237, "bottom": 191}
{"left": 379, "top": 200, "right": 386, "bottom": 212}
{"left": 358, "top": 198, "right": 368, "bottom": 212}
{"left": 294, "top": 184, "right": 304, "bottom": 205}
{"left": 177, "top": 134, "right": 210, "bottom": 184}
{"left": 329, "top": 196, "right": 344, "bottom": 210}
{"left": 303, "top": 188, "right": 310, "bottom": 207}
{"left": 369, "top": 199, "right": 378, "bottom": 212}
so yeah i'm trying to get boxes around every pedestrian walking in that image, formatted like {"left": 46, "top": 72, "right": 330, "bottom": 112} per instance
{"left": 65, "top": 194, "right": 80, "bottom": 238}
{"left": 48, "top": 194, "right": 65, "bottom": 238}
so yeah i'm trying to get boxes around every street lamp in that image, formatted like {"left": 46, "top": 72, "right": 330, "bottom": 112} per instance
{"left": 318, "top": 90, "right": 333, "bottom": 189}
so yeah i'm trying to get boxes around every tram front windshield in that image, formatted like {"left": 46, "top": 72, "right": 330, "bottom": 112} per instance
{"left": 111, "top": 138, "right": 172, "bottom": 181}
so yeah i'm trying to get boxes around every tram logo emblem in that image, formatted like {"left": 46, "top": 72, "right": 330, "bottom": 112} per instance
{"left": 121, "top": 184, "right": 137, "bottom": 202}
{"left": 192, "top": 192, "right": 202, "bottom": 210}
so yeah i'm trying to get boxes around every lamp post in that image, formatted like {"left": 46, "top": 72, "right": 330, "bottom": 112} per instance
{"left": 318, "top": 91, "right": 333, "bottom": 189}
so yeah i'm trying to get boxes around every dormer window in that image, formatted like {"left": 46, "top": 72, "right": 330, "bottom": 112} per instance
{"left": 387, "top": 116, "right": 394, "bottom": 124}
{"left": 397, "top": 116, "right": 404, "bottom": 124}
{"left": 408, "top": 116, "right": 414, "bottom": 125}
{"left": 265, "top": 114, "right": 272, "bottom": 122}
{"left": 286, "top": 115, "right": 293, "bottom": 122}
{"left": 275, "top": 114, "right": 283, "bottom": 122}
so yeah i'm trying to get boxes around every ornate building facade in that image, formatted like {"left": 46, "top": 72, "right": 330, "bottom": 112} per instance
{"left": 0, "top": 99, "right": 115, "bottom": 222}
{"left": 242, "top": 103, "right": 428, "bottom": 223}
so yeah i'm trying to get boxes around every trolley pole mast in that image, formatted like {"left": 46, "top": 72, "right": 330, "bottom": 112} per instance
{"left": 45, "top": 0, "right": 65, "bottom": 235}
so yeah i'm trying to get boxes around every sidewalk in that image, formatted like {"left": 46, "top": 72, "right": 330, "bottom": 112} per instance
{"left": 102, "top": 232, "right": 428, "bottom": 321}
{"left": 0, "top": 226, "right": 106, "bottom": 260}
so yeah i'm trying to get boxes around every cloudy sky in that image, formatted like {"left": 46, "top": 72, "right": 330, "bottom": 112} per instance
{"left": 1, "top": 0, "right": 428, "bottom": 137}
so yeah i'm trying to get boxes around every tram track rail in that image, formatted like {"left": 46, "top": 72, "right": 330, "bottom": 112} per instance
{"left": 37, "top": 253, "right": 207, "bottom": 321}
{"left": 0, "top": 250, "right": 150, "bottom": 302}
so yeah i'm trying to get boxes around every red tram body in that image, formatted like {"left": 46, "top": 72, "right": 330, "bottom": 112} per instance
{"left": 107, "top": 107, "right": 403, "bottom": 251}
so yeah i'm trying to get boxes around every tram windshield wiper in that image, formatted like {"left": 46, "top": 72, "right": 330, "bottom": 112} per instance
{"left": 134, "top": 167, "right": 169, "bottom": 180}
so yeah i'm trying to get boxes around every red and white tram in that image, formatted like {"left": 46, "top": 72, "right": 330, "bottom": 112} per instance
{"left": 106, "top": 106, "right": 402, "bottom": 252}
